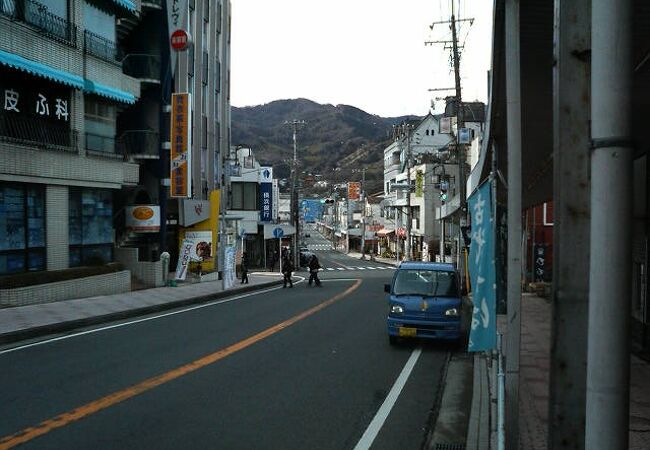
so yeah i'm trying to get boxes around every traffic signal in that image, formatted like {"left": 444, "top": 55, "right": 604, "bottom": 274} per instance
{"left": 439, "top": 182, "right": 448, "bottom": 204}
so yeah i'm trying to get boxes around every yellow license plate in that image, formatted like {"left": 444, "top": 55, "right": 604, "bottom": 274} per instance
{"left": 399, "top": 327, "right": 417, "bottom": 337}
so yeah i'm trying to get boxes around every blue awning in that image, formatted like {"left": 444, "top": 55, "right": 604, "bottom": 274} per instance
{"left": 113, "top": 0, "right": 136, "bottom": 12}
{"left": 0, "top": 50, "right": 84, "bottom": 89}
{"left": 83, "top": 80, "right": 136, "bottom": 104}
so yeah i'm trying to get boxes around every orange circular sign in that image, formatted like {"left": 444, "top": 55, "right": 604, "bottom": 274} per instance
{"left": 133, "top": 206, "right": 154, "bottom": 220}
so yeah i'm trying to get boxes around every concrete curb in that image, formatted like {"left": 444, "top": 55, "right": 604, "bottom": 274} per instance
{"left": 0, "top": 279, "right": 285, "bottom": 345}
{"left": 425, "top": 353, "right": 475, "bottom": 449}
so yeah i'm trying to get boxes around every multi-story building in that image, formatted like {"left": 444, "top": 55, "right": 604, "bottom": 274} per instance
{"left": 0, "top": 0, "right": 231, "bottom": 286}
{"left": 382, "top": 112, "right": 456, "bottom": 260}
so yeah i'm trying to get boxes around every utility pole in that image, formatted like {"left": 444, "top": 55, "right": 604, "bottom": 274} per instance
{"left": 285, "top": 119, "right": 305, "bottom": 270}
{"left": 427, "top": 2, "right": 473, "bottom": 268}
{"left": 360, "top": 168, "right": 367, "bottom": 260}
{"left": 405, "top": 124, "right": 413, "bottom": 261}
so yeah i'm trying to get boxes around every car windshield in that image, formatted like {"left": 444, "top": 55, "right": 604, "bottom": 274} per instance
{"left": 392, "top": 269, "right": 459, "bottom": 297}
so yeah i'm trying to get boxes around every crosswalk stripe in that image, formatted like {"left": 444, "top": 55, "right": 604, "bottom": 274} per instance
{"left": 327, "top": 268, "right": 335, "bottom": 271}
{"left": 357, "top": 267, "right": 366, "bottom": 270}
{"left": 337, "top": 268, "right": 345, "bottom": 271}
{"left": 366, "top": 267, "right": 376, "bottom": 270}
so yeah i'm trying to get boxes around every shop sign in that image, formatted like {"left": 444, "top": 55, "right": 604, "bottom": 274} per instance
{"left": 183, "top": 231, "right": 213, "bottom": 261}
{"left": 259, "top": 167, "right": 273, "bottom": 222}
{"left": 170, "top": 92, "right": 192, "bottom": 198}
{"left": 175, "top": 239, "right": 193, "bottom": 280}
{"left": 348, "top": 182, "right": 361, "bottom": 201}
{"left": 1, "top": 71, "right": 70, "bottom": 123}
{"left": 467, "top": 182, "right": 497, "bottom": 352}
{"left": 179, "top": 198, "right": 210, "bottom": 226}
{"left": 125, "top": 205, "right": 160, "bottom": 232}
{"left": 415, "top": 170, "right": 423, "bottom": 197}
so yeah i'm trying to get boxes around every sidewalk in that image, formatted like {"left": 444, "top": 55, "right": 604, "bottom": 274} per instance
{"left": 0, "top": 272, "right": 286, "bottom": 345}
{"left": 469, "top": 294, "right": 650, "bottom": 449}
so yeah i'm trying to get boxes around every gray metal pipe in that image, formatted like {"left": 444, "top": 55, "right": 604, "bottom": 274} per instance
{"left": 586, "top": 0, "right": 633, "bottom": 448}
{"left": 504, "top": 1, "right": 522, "bottom": 448}
{"left": 497, "top": 333, "right": 505, "bottom": 450}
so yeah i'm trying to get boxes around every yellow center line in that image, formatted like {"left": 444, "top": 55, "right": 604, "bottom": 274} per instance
{"left": 0, "top": 279, "right": 362, "bottom": 449}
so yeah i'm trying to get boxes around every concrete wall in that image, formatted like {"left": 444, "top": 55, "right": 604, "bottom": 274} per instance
{"left": 0, "top": 143, "right": 139, "bottom": 188}
{"left": 0, "top": 270, "right": 131, "bottom": 307}
{"left": 114, "top": 247, "right": 164, "bottom": 288}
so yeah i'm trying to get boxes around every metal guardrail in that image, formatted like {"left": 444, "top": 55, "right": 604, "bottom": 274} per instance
{"left": 84, "top": 30, "right": 121, "bottom": 64}
{"left": 122, "top": 54, "right": 161, "bottom": 81}
{"left": 0, "top": 113, "right": 77, "bottom": 151}
{"left": 0, "top": 0, "right": 77, "bottom": 45}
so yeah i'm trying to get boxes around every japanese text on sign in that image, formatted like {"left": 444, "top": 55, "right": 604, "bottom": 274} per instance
{"left": 467, "top": 182, "right": 497, "bottom": 352}
{"left": 170, "top": 93, "right": 192, "bottom": 198}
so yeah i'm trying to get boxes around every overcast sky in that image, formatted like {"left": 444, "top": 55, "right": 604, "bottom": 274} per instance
{"left": 230, "top": 0, "right": 494, "bottom": 118}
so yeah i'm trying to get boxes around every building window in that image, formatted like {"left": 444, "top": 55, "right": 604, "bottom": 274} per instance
{"left": 84, "top": 97, "right": 116, "bottom": 153}
{"left": 230, "top": 182, "right": 258, "bottom": 210}
{"left": 0, "top": 183, "right": 45, "bottom": 274}
{"left": 69, "top": 188, "right": 113, "bottom": 267}
{"left": 83, "top": 1, "right": 115, "bottom": 42}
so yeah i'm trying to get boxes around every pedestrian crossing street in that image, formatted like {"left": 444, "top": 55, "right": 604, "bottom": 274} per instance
{"left": 318, "top": 266, "right": 395, "bottom": 272}
{"left": 307, "top": 244, "right": 335, "bottom": 251}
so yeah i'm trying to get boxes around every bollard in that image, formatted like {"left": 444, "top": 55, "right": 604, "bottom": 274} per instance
{"left": 160, "top": 252, "right": 170, "bottom": 286}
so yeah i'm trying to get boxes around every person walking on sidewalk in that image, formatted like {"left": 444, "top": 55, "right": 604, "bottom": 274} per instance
{"left": 282, "top": 255, "right": 294, "bottom": 288}
{"left": 308, "top": 254, "right": 322, "bottom": 287}
{"left": 240, "top": 253, "right": 249, "bottom": 284}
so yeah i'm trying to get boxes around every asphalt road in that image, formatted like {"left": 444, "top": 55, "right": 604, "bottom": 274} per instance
{"left": 0, "top": 227, "right": 451, "bottom": 450}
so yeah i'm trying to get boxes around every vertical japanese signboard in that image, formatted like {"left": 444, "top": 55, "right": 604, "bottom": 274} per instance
{"left": 347, "top": 182, "right": 361, "bottom": 201}
{"left": 170, "top": 93, "right": 192, "bottom": 198}
{"left": 468, "top": 182, "right": 497, "bottom": 352}
{"left": 415, "top": 170, "right": 424, "bottom": 197}
{"left": 259, "top": 167, "right": 273, "bottom": 222}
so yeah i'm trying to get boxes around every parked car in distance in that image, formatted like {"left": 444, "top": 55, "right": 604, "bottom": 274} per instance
{"left": 299, "top": 247, "right": 313, "bottom": 267}
{"left": 385, "top": 261, "right": 464, "bottom": 345}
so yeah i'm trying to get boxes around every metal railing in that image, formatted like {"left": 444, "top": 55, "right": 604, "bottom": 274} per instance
{"left": 0, "top": 0, "right": 77, "bottom": 45}
{"left": 118, "top": 130, "right": 160, "bottom": 158}
{"left": 141, "top": 0, "right": 163, "bottom": 8}
{"left": 122, "top": 54, "right": 161, "bottom": 81}
{"left": 84, "top": 30, "right": 121, "bottom": 64}
{"left": 85, "top": 132, "right": 116, "bottom": 154}
{"left": 0, "top": 112, "right": 77, "bottom": 151}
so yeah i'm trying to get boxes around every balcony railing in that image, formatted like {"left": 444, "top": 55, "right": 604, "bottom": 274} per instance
{"left": 141, "top": 0, "right": 163, "bottom": 9}
{"left": 85, "top": 132, "right": 116, "bottom": 154}
{"left": 0, "top": 0, "right": 77, "bottom": 45}
{"left": 122, "top": 54, "right": 161, "bottom": 82}
{"left": 0, "top": 113, "right": 77, "bottom": 152}
{"left": 118, "top": 130, "right": 160, "bottom": 159}
{"left": 84, "top": 30, "right": 121, "bottom": 64}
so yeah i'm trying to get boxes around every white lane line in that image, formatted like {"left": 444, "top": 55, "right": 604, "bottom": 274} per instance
{"left": 366, "top": 267, "right": 376, "bottom": 270}
{"left": 337, "top": 268, "right": 346, "bottom": 271}
{"left": 353, "top": 347, "right": 423, "bottom": 450}
{"left": 357, "top": 267, "right": 366, "bottom": 270}
{"left": 0, "top": 281, "right": 303, "bottom": 356}
{"left": 327, "top": 268, "right": 335, "bottom": 271}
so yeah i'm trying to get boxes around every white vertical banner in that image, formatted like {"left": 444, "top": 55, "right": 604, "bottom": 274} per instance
{"left": 167, "top": 0, "right": 189, "bottom": 77}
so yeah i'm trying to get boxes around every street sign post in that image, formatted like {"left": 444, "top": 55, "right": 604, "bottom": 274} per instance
{"left": 170, "top": 29, "right": 191, "bottom": 51}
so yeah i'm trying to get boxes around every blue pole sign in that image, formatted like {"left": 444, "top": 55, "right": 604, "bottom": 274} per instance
{"left": 467, "top": 182, "right": 497, "bottom": 352}
{"left": 260, "top": 167, "right": 273, "bottom": 222}
{"left": 272, "top": 227, "right": 284, "bottom": 239}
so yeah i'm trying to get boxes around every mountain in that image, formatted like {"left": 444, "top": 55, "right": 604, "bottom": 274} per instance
{"left": 231, "top": 99, "right": 419, "bottom": 194}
